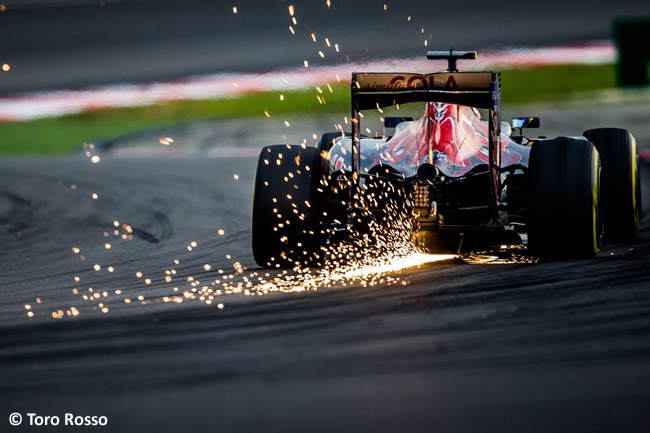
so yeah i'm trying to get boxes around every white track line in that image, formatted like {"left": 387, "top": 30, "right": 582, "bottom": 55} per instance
{"left": 0, "top": 42, "right": 615, "bottom": 122}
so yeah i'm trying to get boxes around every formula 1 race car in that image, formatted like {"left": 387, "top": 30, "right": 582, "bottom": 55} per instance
{"left": 252, "top": 50, "right": 642, "bottom": 268}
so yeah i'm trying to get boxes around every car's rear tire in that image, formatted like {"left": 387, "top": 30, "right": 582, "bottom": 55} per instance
{"left": 583, "top": 128, "right": 641, "bottom": 241}
{"left": 252, "top": 145, "right": 324, "bottom": 268}
{"left": 527, "top": 137, "right": 603, "bottom": 258}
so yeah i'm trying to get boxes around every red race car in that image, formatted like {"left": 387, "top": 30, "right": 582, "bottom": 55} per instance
{"left": 252, "top": 50, "right": 642, "bottom": 267}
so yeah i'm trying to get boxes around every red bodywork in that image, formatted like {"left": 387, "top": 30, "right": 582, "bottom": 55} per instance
{"left": 327, "top": 102, "right": 526, "bottom": 178}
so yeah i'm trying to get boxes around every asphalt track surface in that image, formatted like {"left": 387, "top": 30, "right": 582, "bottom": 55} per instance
{"left": 1, "top": 0, "right": 650, "bottom": 94}
{"left": 2, "top": 1, "right": 650, "bottom": 432}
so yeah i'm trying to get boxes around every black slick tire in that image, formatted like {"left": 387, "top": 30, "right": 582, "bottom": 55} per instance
{"left": 252, "top": 144, "right": 323, "bottom": 268}
{"left": 527, "top": 137, "right": 603, "bottom": 259}
{"left": 583, "top": 128, "right": 641, "bottom": 241}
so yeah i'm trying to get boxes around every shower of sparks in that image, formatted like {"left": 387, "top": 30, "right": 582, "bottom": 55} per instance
{"left": 464, "top": 248, "right": 537, "bottom": 265}
{"left": 339, "top": 253, "right": 454, "bottom": 279}
{"left": 46, "top": 200, "right": 460, "bottom": 319}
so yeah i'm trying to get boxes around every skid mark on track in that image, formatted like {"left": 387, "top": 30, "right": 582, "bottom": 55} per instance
{"left": 129, "top": 211, "right": 173, "bottom": 244}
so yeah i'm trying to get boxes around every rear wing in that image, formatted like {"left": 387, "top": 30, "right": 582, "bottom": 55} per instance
{"left": 352, "top": 71, "right": 499, "bottom": 110}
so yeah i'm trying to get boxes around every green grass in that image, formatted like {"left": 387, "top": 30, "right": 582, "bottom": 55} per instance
{"left": 0, "top": 63, "right": 616, "bottom": 155}
{"left": 500, "top": 63, "right": 616, "bottom": 104}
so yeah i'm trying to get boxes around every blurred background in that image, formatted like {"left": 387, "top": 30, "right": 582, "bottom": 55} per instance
{"left": 0, "top": 0, "right": 649, "bottom": 153}
{"left": 1, "top": 0, "right": 648, "bottom": 94}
